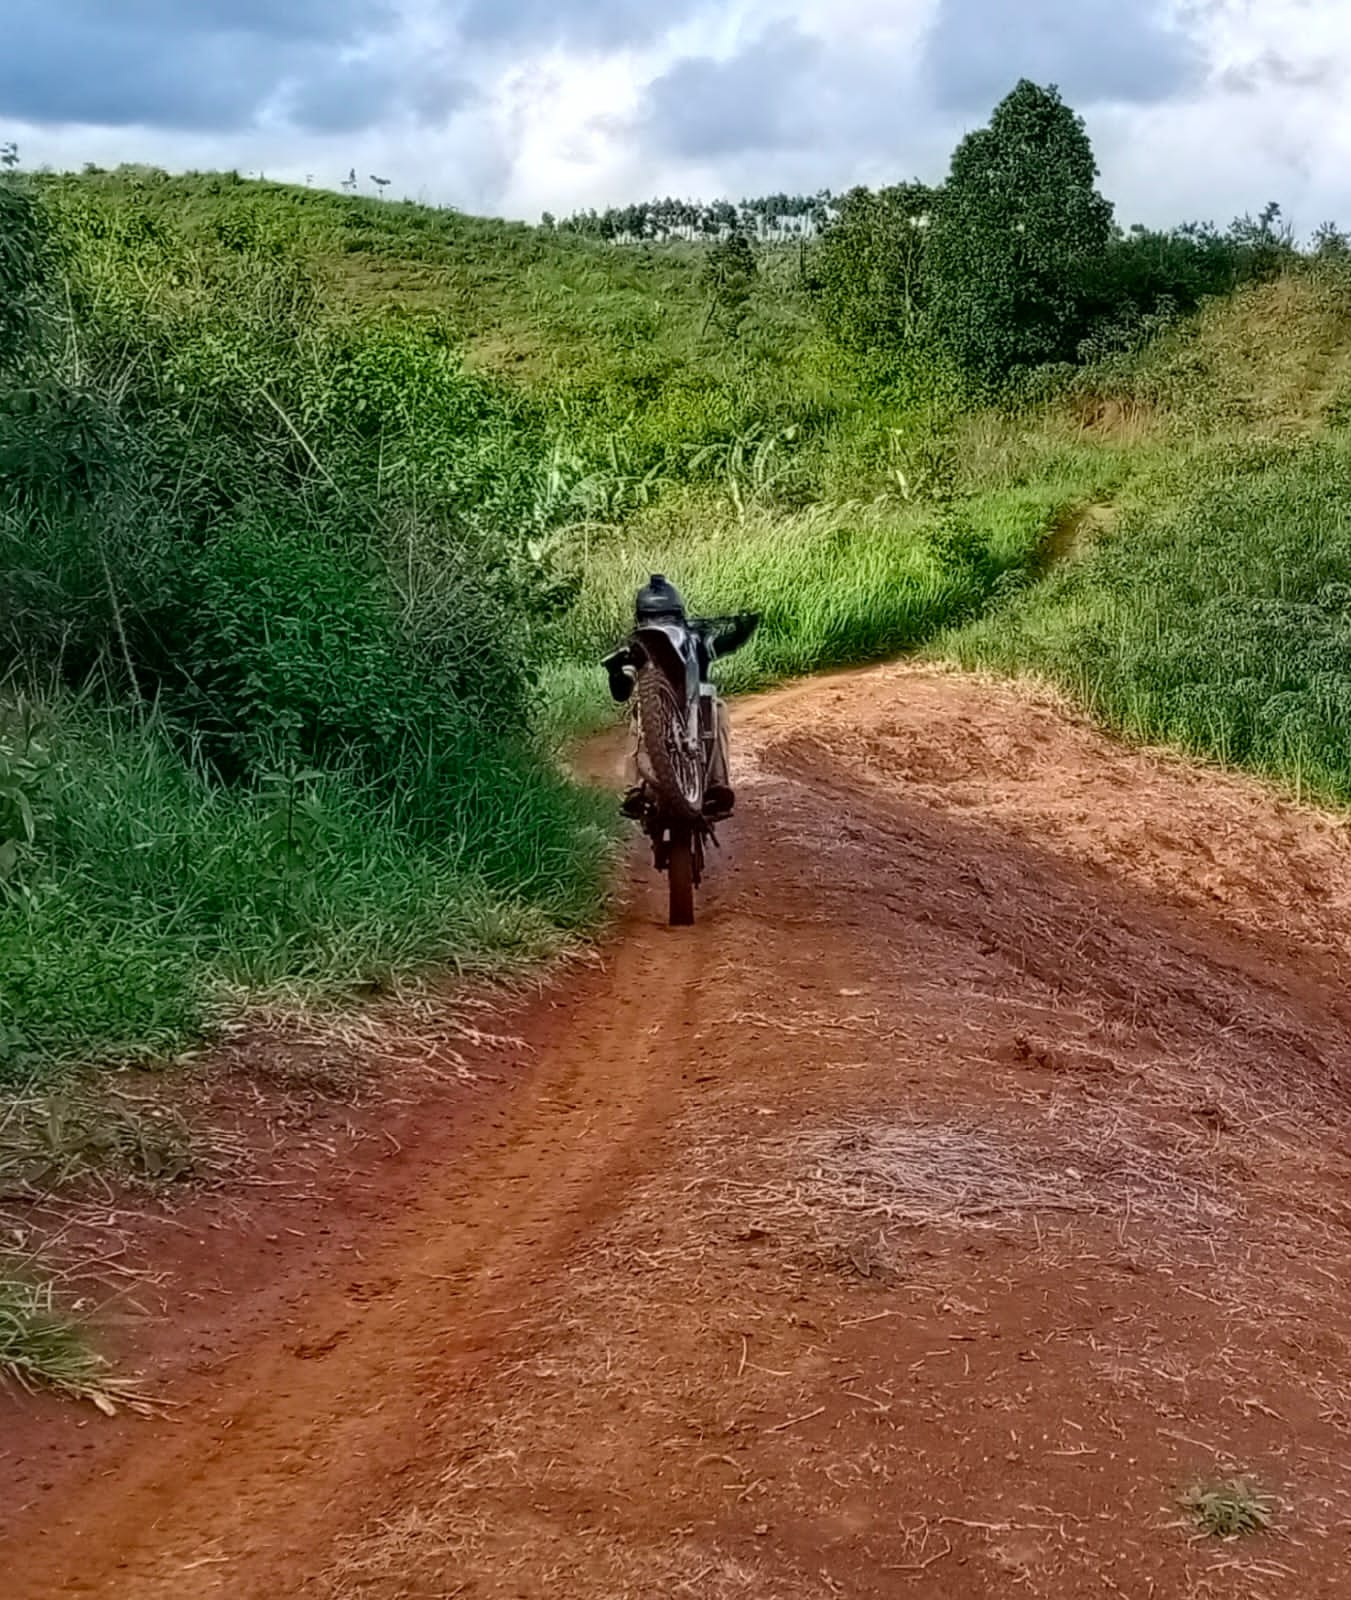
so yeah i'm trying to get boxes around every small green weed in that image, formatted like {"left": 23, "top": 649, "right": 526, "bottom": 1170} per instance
{"left": 1179, "top": 1479, "right": 1273, "bottom": 1539}
{"left": 0, "top": 706, "right": 52, "bottom": 900}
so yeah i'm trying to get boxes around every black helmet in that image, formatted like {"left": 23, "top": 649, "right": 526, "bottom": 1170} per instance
{"left": 635, "top": 573, "right": 686, "bottom": 622}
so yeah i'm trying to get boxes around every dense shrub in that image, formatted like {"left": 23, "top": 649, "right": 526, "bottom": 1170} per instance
{"left": 811, "top": 183, "right": 934, "bottom": 357}
{"left": 699, "top": 231, "right": 758, "bottom": 337}
{"left": 811, "top": 84, "right": 1304, "bottom": 390}
{"left": 0, "top": 176, "right": 617, "bottom": 1073}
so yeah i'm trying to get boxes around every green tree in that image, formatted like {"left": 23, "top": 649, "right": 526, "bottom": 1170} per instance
{"left": 1312, "top": 220, "right": 1350, "bottom": 260}
{"left": 700, "top": 229, "right": 757, "bottom": 337}
{"left": 926, "top": 80, "right": 1113, "bottom": 386}
{"left": 813, "top": 182, "right": 935, "bottom": 354}
{"left": 1225, "top": 200, "right": 1294, "bottom": 280}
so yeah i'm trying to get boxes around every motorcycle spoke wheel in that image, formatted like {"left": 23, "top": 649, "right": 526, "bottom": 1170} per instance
{"left": 636, "top": 664, "right": 702, "bottom": 818}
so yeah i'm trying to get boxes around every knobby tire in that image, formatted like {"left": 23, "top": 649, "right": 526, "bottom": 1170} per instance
{"left": 636, "top": 664, "right": 702, "bottom": 820}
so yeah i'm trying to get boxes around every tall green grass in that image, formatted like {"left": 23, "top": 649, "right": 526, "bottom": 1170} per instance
{"left": 950, "top": 437, "right": 1351, "bottom": 803}
{"left": 0, "top": 705, "right": 613, "bottom": 1081}
{"left": 536, "top": 489, "right": 1065, "bottom": 737}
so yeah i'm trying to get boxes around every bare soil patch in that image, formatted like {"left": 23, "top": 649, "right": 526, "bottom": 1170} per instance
{"left": 7, "top": 664, "right": 1351, "bottom": 1598}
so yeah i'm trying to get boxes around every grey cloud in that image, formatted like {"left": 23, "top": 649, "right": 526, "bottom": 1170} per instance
{"left": 637, "top": 3, "right": 1200, "bottom": 175}
{"left": 284, "top": 55, "right": 475, "bottom": 136}
{"left": 926, "top": 0, "right": 1202, "bottom": 112}
{"left": 42, "top": 1, "right": 394, "bottom": 43}
{"left": 456, "top": 0, "right": 705, "bottom": 50}
{"left": 285, "top": 65, "right": 410, "bottom": 138}
{"left": 0, "top": 0, "right": 411, "bottom": 133}
{"left": 1220, "top": 50, "right": 1339, "bottom": 95}
{"left": 639, "top": 25, "right": 829, "bottom": 160}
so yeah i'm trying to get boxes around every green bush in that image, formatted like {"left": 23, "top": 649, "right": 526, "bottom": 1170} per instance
{"left": 812, "top": 182, "right": 935, "bottom": 358}
{"left": 0, "top": 179, "right": 622, "bottom": 1076}
{"left": 0, "top": 179, "right": 52, "bottom": 366}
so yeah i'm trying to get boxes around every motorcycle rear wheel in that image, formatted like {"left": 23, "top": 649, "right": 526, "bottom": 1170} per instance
{"left": 636, "top": 663, "right": 703, "bottom": 820}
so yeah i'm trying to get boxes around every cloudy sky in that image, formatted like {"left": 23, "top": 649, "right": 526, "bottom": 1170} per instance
{"left": 2, "top": 0, "right": 1347, "bottom": 234}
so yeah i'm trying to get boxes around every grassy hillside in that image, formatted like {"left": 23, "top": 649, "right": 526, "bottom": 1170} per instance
{"left": 43, "top": 170, "right": 817, "bottom": 380}
{"left": 5, "top": 163, "right": 1350, "bottom": 1091}
{"left": 1066, "top": 271, "right": 1351, "bottom": 438}
{"left": 2, "top": 167, "right": 1037, "bottom": 1084}
{"left": 946, "top": 267, "right": 1351, "bottom": 808}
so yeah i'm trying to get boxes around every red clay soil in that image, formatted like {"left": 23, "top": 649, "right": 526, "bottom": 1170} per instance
{"left": 8, "top": 663, "right": 1351, "bottom": 1599}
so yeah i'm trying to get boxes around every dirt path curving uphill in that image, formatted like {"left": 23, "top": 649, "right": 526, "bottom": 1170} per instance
{"left": 8, "top": 663, "right": 1351, "bottom": 1598}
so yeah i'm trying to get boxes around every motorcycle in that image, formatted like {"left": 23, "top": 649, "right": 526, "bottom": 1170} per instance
{"left": 609, "top": 609, "right": 753, "bottom": 926}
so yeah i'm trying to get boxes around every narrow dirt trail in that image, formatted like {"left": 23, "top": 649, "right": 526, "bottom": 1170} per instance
{"left": 9, "top": 664, "right": 1351, "bottom": 1598}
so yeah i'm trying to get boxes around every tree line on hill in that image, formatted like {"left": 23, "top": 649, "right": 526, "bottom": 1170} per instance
{"left": 563, "top": 80, "right": 1349, "bottom": 392}
{"left": 548, "top": 192, "right": 836, "bottom": 244}
{"left": 809, "top": 81, "right": 1331, "bottom": 388}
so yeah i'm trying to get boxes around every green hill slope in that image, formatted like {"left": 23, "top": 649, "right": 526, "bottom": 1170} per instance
{"left": 7, "top": 166, "right": 1351, "bottom": 1082}
{"left": 41, "top": 170, "right": 814, "bottom": 380}
{"left": 1068, "top": 272, "right": 1351, "bottom": 439}
{"left": 947, "top": 265, "right": 1351, "bottom": 807}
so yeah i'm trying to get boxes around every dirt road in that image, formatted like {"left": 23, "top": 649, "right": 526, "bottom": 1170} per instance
{"left": 8, "top": 664, "right": 1351, "bottom": 1597}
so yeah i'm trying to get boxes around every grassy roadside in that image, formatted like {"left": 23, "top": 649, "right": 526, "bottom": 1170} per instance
{"left": 538, "top": 507, "right": 1019, "bottom": 739}
{"left": 538, "top": 461, "right": 1123, "bottom": 740}
{"left": 946, "top": 434, "right": 1351, "bottom": 807}
{"left": 0, "top": 703, "right": 615, "bottom": 1083}
{"left": 940, "top": 265, "right": 1351, "bottom": 808}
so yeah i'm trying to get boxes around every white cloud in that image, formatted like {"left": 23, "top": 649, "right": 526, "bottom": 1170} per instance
{"left": 2, "top": 0, "right": 1348, "bottom": 233}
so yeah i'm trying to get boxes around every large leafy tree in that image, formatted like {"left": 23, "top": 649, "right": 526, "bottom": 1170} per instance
{"left": 926, "top": 80, "right": 1113, "bottom": 385}
{"left": 813, "top": 182, "right": 936, "bottom": 354}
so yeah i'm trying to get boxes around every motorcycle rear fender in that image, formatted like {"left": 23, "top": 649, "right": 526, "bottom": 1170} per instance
{"left": 633, "top": 622, "right": 698, "bottom": 708}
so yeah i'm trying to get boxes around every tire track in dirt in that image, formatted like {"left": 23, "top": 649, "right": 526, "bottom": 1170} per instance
{"left": 9, "top": 662, "right": 1351, "bottom": 1599}
{"left": 6, "top": 889, "right": 709, "bottom": 1600}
